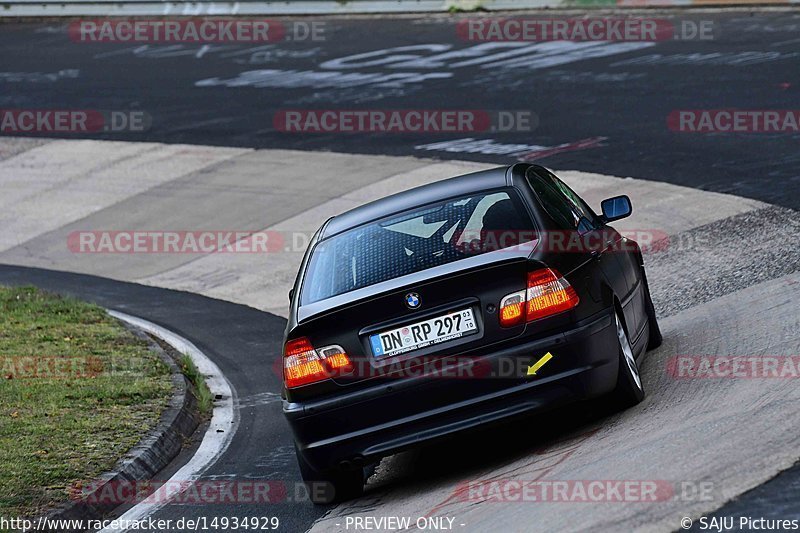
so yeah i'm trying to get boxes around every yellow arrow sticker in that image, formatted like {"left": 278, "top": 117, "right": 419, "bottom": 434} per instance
{"left": 527, "top": 352, "right": 554, "bottom": 376}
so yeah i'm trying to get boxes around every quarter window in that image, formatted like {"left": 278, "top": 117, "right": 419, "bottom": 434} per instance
{"left": 527, "top": 168, "right": 598, "bottom": 233}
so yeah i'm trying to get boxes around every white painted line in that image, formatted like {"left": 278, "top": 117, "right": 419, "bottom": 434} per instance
{"left": 100, "top": 311, "right": 239, "bottom": 532}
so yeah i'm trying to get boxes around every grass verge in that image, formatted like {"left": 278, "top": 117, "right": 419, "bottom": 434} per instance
{"left": 0, "top": 286, "right": 173, "bottom": 519}
{"left": 178, "top": 354, "right": 213, "bottom": 415}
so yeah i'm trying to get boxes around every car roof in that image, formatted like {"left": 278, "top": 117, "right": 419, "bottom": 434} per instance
{"left": 321, "top": 165, "right": 513, "bottom": 240}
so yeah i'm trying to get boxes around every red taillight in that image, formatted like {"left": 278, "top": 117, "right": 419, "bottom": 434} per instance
{"left": 499, "top": 290, "right": 526, "bottom": 327}
{"left": 499, "top": 268, "right": 579, "bottom": 327}
{"left": 285, "top": 337, "right": 315, "bottom": 357}
{"left": 283, "top": 337, "right": 352, "bottom": 388}
{"left": 525, "top": 268, "right": 580, "bottom": 320}
{"left": 284, "top": 337, "right": 326, "bottom": 388}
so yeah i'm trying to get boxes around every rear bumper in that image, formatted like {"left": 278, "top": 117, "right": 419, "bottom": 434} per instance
{"left": 283, "top": 308, "right": 618, "bottom": 472}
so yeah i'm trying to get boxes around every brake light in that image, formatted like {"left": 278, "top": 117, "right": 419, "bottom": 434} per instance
{"left": 284, "top": 337, "right": 326, "bottom": 388}
{"left": 283, "top": 337, "right": 353, "bottom": 388}
{"left": 526, "top": 268, "right": 580, "bottom": 320}
{"left": 498, "top": 268, "right": 579, "bottom": 327}
{"left": 499, "top": 290, "right": 526, "bottom": 327}
{"left": 317, "top": 345, "right": 352, "bottom": 371}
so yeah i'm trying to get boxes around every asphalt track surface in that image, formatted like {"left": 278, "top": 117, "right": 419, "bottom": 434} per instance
{"left": 1, "top": 11, "right": 800, "bottom": 209}
{"left": 2, "top": 9, "right": 800, "bottom": 533}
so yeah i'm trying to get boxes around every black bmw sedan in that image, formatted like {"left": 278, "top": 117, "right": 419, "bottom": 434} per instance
{"left": 282, "top": 163, "right": 661, "bottom": 502}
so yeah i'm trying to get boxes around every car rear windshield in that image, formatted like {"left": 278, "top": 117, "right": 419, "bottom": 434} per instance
{"left": 300, "top": 189, "right": 536, "bottom": 305}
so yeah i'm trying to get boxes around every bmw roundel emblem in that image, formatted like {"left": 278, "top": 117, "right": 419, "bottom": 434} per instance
{"left": 405, "top": 292, "right": 421, "bottom": 309}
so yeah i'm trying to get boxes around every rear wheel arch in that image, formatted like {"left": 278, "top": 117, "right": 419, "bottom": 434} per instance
{"left": 596, "top": 276, "right": 618, "bottom": 313}
{"left": 612, "top": 297, "right": 631, "bottom": 339}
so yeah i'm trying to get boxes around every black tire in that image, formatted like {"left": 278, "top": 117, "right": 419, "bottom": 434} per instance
{"left": 295, "top": 446, "right": 364, "bottom": 505}
{"left": 609, "top": 309, "right": 645, "bottom": 410}
{"left": 641, "top": 267, "right": 663, "bottom": 350}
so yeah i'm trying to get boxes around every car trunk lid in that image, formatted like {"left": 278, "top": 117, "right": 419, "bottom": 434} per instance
{"left": 294, "top": 250, "right": 533, "bottom": 387}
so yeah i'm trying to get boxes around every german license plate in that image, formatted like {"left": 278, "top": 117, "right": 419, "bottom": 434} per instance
{"left": 369, "top": 308, "right": 477, "bottom": 358}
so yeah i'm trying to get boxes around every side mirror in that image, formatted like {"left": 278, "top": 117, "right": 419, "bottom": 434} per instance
{"left": 600, "top": 195, "right": 632, "bottom": 223}
{"left": 288, "top": 288, "right": 295, "bottom": 302}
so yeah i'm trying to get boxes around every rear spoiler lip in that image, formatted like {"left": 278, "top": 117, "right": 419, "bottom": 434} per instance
{"left": 296, "top": 245, "right": 535, "bottom": 324}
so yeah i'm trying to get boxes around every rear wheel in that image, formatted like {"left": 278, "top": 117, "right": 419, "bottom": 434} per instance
{"left": 295, "top": 446, "right": 364, "bottom": 504}
{"left": 609, "top": 310, "right": 645, "bottom": 409}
